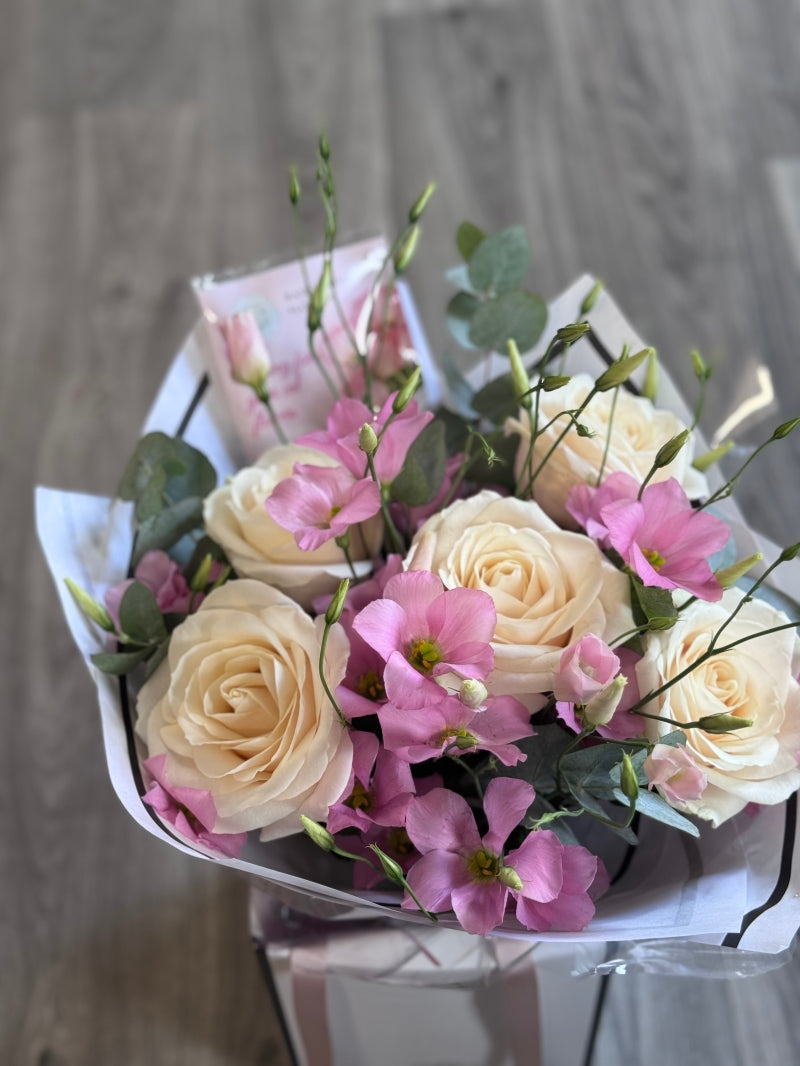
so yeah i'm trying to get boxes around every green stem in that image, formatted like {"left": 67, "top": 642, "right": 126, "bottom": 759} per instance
{"left": 318, "top": 622, "right": 347, "bottom": 726}
{"left": 596, "top": 387, "right": 619, "bottom": 486}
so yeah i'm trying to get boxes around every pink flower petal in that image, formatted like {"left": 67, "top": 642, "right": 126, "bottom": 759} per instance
{"left": 505, "top": 829, "right": 565, "bottom": 903}
{"left": 451, "top": 879, "right": 509, "bottom": 936}
{"left": 403, "top": 850, "right": 470, "bottom": 912}
{"left": 405, "top": 787, "right": 482, "bottom": 856}
{"left": 482, "top": 777, "right": 536, "bottom": 853}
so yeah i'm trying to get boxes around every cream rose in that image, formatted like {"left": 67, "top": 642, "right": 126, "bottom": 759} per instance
{"left": 204, "top": 444, "right": 382, "bottom": 609}
{"left": 405, "top": 490, "right": 633, "bottom": 696}
{"left": 507, "top": 373, "right": 708, "bottom": 527}
{"left": 136, "top": 580, "right": 353, "bottom": 841}
{"left": 637, "top": 589, "right": 800, "bottom": 826}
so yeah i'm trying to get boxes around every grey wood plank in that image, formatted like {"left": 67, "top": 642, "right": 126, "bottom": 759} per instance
{"left": 5, "top": 0, "right": 800, "bottom": 1063}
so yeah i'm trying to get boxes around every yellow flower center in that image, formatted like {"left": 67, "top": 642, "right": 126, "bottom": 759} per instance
{"left": 344, "top": 780, "right": 372, "bottom": 812}
{"left": 408, "top": 637, "right": 442, "bottom": 673}
{"left": 642, "top": 547, "right": 666, "bottom": 570}
{"left": 388, "top": 827, "right": 414, "bottom": 857}
{"left": 356, "top": 670, "right": 385, "bottom": 701}
{"left": 467, "top": 848, "right": 500, "bottom": 881}
{"left": 436, "top": 726, "right": 478, "bottom": 751}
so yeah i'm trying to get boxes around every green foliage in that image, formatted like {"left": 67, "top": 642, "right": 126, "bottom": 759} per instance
{"left": 118, "top": 582, "right": 168, "bottom": 645}
{"left": 468, "top": 290, "right": 547, "bottom": 354}
{"left": 446, "top": 291, "right": 481, "bottom": 349}
{"left": 630, "top": 576, "right": 678, "bottom": 632}
{"left": 467, "top": 225, "right": 530, "bottom": 295}
{"left": 390, "top": 419, "right": 447, "bottom": 506}
{"left": 456, "top": 221, "right": 485, "bottom": 261}
{"left": 118, "top": 431, "right": 217, "bottom": 524}
{"left": 471, "top": 372, "right": 518, "bottom": 424}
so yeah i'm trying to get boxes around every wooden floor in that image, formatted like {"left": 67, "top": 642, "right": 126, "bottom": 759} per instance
{"left": 5, "top": 0, "right": 800, "bottom": 1062}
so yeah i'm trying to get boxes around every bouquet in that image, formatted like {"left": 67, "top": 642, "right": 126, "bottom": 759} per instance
{"left": 41, "top": 140, "right": 800, "bottom": 951}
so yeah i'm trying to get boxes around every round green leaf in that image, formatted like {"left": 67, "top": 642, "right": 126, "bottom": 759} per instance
{"left": 456, "top": 221, "right": 485, "bottom": 262}
{"left": 446, "top": 291, "right": 480, "bottom": 349}
{"left": 468, "top": 290, "right": 547, "bottom": 354}
{"left": 467, "top": 226, "right": 530, "bottom": 294}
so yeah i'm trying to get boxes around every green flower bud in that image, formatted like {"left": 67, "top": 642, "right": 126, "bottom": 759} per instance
{"left": 190, "top": 553, "right": 214, "bottom": 593}
{"left": 300, "top": 816, "right": 335, "bottom": 852}
{"left": 358, "top": 422, "right": 379, "bottom": 456}
{"left": 773, "top": 416, "right": 800, "bottom": 440}
{"left": 64, "top": 578, "right": 115, "bottom": 632}
{"left": 394, "top": 226, "right": 420, "bottom": 274}
{"left": 308, "top": 260, "right": 332, "bottom": 333}
{"left": 325, "top": 579, "right": 350, "bottom": 626}
{"left": 541, "top": 375, "right": 571, "bottom": 391}
{"left": 715, "top": 552, "right": 763, "bottom": 589}
{"left": 319, "top": 132, "right": 331, "bottom": 161}
{"left": 595, "top": 348, "right": 651, "bottom": 392}
{"left": 409, "top": 182, "right": 436, "bottom": 223}
{"left": 692, "top": 440, "right": 734, "bottom": 473}
{"left": 368, "top": 843, "right": 406, "bottom": 886}
{"left": 580, "top": 279, "right": 603, "bottom": 315}
{"left": 642, "top": 348, "right": 659, "bottom": 403}
{"left": 556, "top": 321, "right": 591, "bottom": 345}
{"left": 507, "top": 338, "right": 532, "bottom": 410}
{"left": 780, "top": 542, "right": 800, "bottom": 563}
{"left": 583, "top": 675, "right": 627, "bottom": 727}
{"left": 620, "top": 752, "right": 640, "bottom": 805}
{"left": 575, "top": 423, "right": 593, "bottom": 438}
{"left": 691, "top": 348, "right": 711, "bottom": 383}
{"left": 697, "top": 713, "right": 753, "bottom": 734}
{"left": 497, "top": 864, "right": 524, "bottom": 892}
{"left": 653, "top": 429, "right": 690, "bottom": 470}
{"left": 392, "top": 366, "right": 422, "bottom": 413}
{"left": 289, "top": 166, "right": 301, "bottom": 205}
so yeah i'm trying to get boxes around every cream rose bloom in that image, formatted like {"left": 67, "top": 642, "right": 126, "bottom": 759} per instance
{"left": 136, "top": 580, "right": 353, "bottom": 841}
{"left": 405, "top": 490, "right": 633, "bottom": 696}
{"left": 203, "top": 444, "right": 382, "bottom": 609}
{"left": 507, "top": 373, "right": 709, "bottom": 527}
{"left": 637, "top": 589, "right": 800, "bottom": 826}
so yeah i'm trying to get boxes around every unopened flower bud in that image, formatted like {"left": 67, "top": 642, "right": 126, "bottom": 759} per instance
{"left": 392, "top": 366, "right": 422, "bottom": 413}
{"left": 319, "top": 132, "right": 331, "bottom": 161}
{"left": 595, "top": 348, "right": 651, "bottom": 392}
{"left": 772, "top": 416, "right": 800, "bottom": 440}
{"left": 692, "top": 440, "right": 734, "bottom": 473}
{"left": 358, "top": 423, "right": 379, "bottom": 456}
{"left": 697, "top": 712, "right": 753, "bottom": 733}
{"left": 308, "top": 260, "right": 332, "bottom": 334}
{"left": 190, "top": 553, "right": 214, "bottom": 592}
{"left": 507, "top": 338, "right": 532, "bottom": 410}
{"left": 556, "top": 321, "right": 591, "bottom": 345}
{"left": 409, "top": 182, "right": 436, "bottom": 223}
{"left": 289, "top": 166, "right": 301, "bottom": 205}
{"left": 580, "top": 279, "right": 603, "bottom": 315}
{"left": 654, "top": 429, "right": 690, "bottom": 469}
{"left": 64, "top": 578, "right": 115, "bottom": 632}
{"left": 542, "top": 374, "right": 571, "bottom": 391}
{"left": 497, "top": 864, "right": 524, "bottom": 892}
{"left": 394, "top": 225, "right": 420, "bottom": 274}
{"left": 459, "top": 678, "right": 488, "bottom": 709}
{"left": 620, "top": 752, "right": 640, "bottom": 805}
{"left": 324, "top": 578, "right": 350, "bottom": 626}
{"left": 219, "top": 311, "right": 271, "bottom": 393}
{"left": 780, "top": 542, "right": 800, "bottom": 563}
{"left": 583, "top": 675, "right": 627, "bottom": 726}
{"left": 642, "top": 348, "right": 659, "bottom": 402}
{"left": 576, "top": 423, "right": 593, "bottom": 438}
{"left": 368, "top": 844, "right": 406, "bottom": 886}
{"left": 715, "top": 552, "right": 763, "bottom": 589}
{"left": 691, "top": 348, "right": 711, "bottom": 383}
{"left": 300, "top": 816, "right": 335, "bottom": 851}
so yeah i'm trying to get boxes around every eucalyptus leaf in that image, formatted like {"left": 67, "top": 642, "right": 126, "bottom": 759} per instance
{"left": 503, "top": 725, "right": 575, "bottom": 794}
{"left": 432, "top": 405, "right": 472, "bottom": 454}
{"left": 456, "top": 221, "right": 485, "bottom": 262}
{"left": 467, "top": 225, "right": 530, "bottom": 295}
{"left": 143, "top": 638, "right": 171, "bottom": 679}
{"left": 90, "top": 647, "right": 151, "bottom": 675}
{"left": 119, "top": 582, "right": 168, "bottom": 645}
{"left": 118, "top": 432, "right": 216, "bottom": 524}
{"left": 390, "top": 420, "right": 447, "bottom": 507}
{"left": 611, "top": 786, "right": 700, "bottom": 837}
{"left": 471, "top": 372, "right": 518, "bottom": 424}
{"left": 446, "top": 291, "right": 481, "bottom": 349}
{"left": 133, "top": 496, "right": 205, "bottom": 566}
{"left": 468, "top": 291, "right": 547, "bottom": 354}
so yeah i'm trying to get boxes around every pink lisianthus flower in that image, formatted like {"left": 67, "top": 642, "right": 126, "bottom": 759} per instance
{"left": 569, "top": 472, "right": 730, "bottom": 601}
{"left": 326, "top": 730, "right": 415, "bottom": 834}
{"left": 557, "top": 646, "right": 645, "bottom": 741}
{"left": 297, "top": 393, "right": 433, "bottom": 485}
{"left": 218, "top": 310, "right": 271, "bottom": 393}
{"left": 379, "top": 691, "right": 534, "bottom": 766}
{"left": 553, "top": 634, "right": 620, "bottom": 705}
{"left": 644, "top": 742, "right": 708, "bottom": 805}
{"left": 105, "top": 550, "right": 195, "bottom": 630}
{"left": 265, "top": 463, "right": 381, "bottom": 551}
{"left": 142, "top": 754, "right": 248, "bottom": 858}
{"left": 352, "top": 570, "right": 496, "bottom": 702}
{"left": 403, "top": 778, "right": 601, "bottom": 936}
